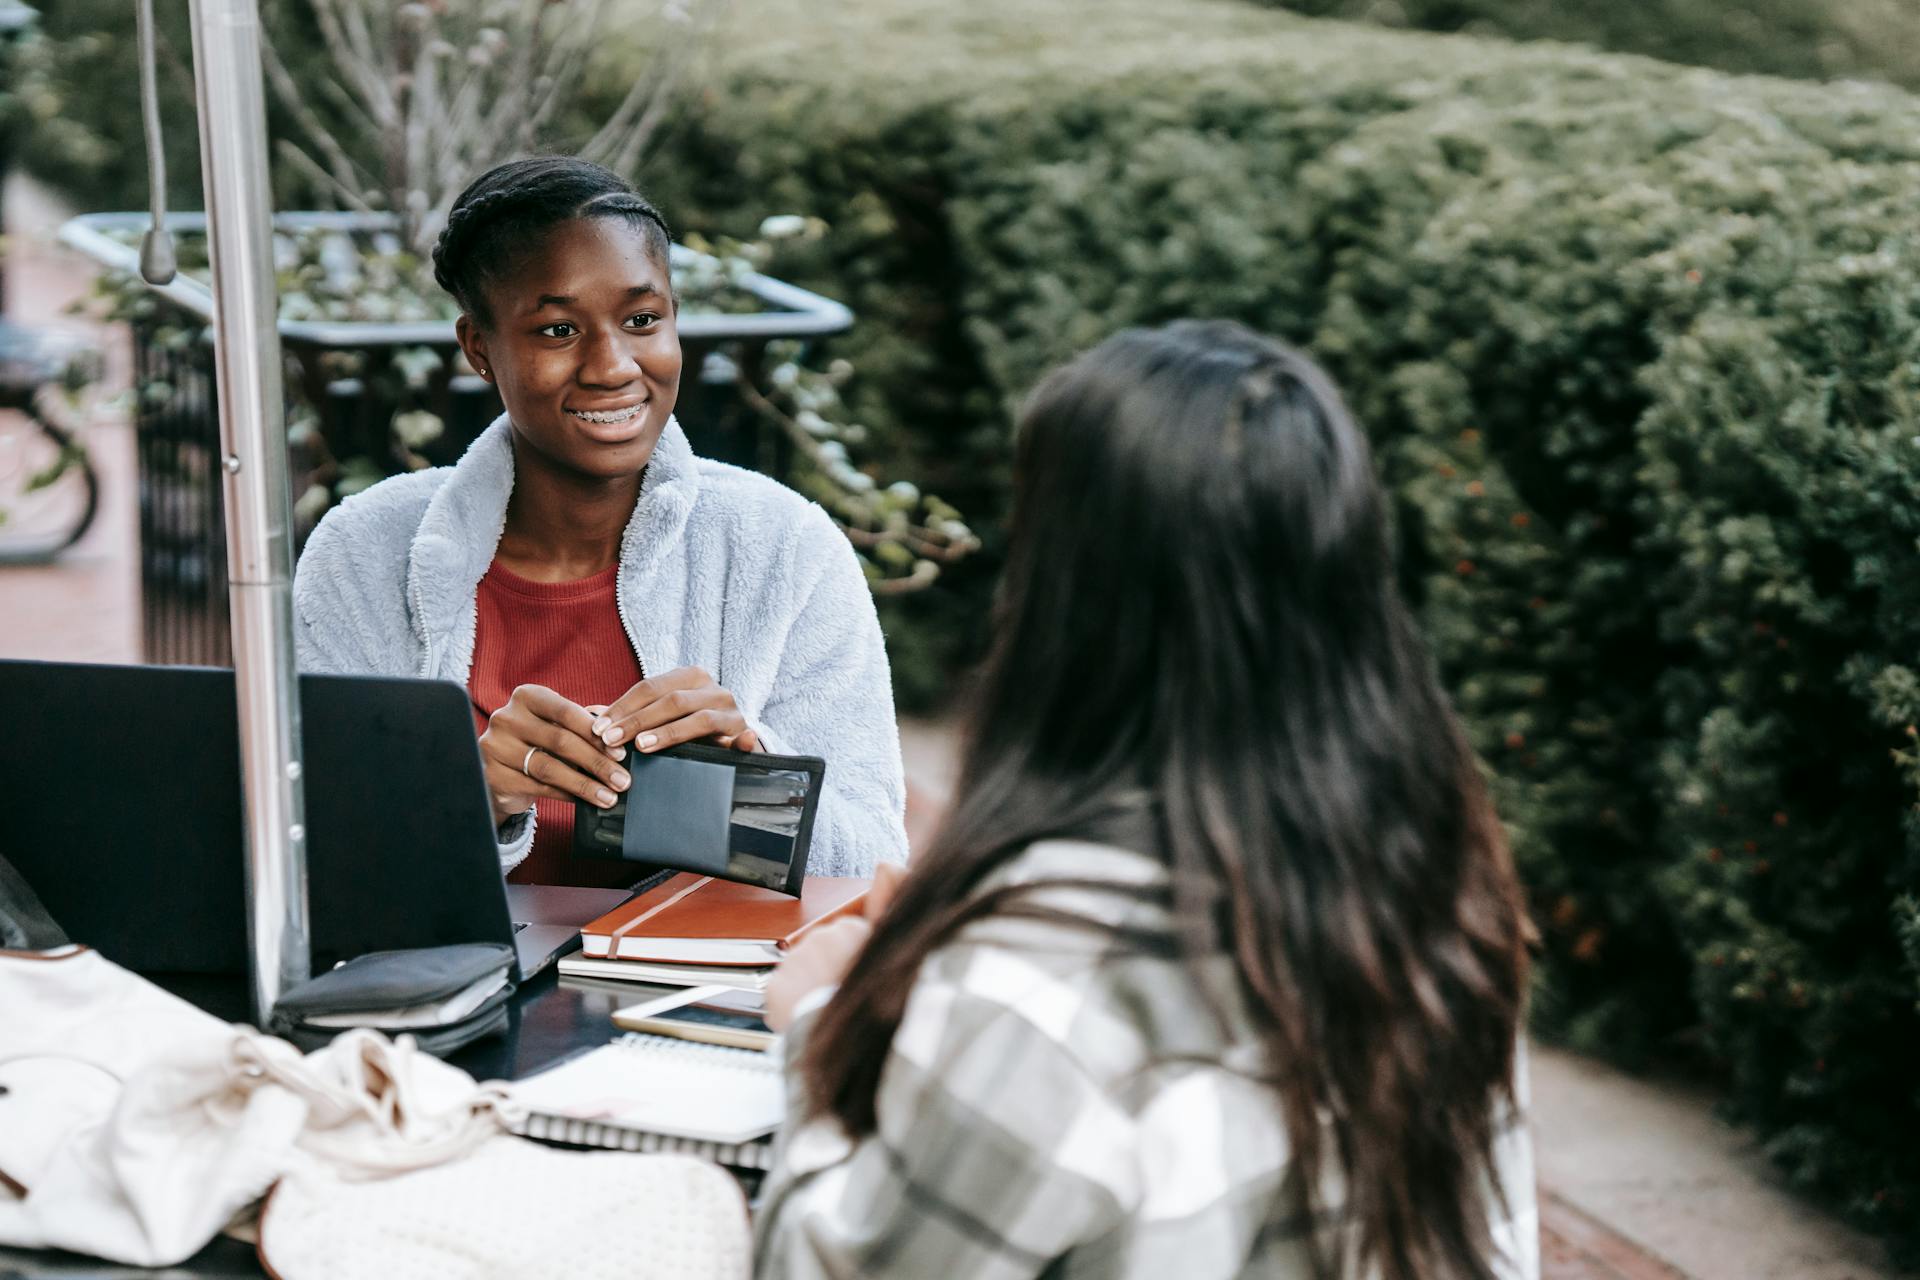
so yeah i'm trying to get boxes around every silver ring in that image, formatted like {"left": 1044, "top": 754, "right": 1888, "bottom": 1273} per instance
{"left": 522, "top": 746, "right": 542, "bottom": 776}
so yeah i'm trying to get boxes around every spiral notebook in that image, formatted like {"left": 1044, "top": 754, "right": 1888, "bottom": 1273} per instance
{"left": 505, "top": 1033, "right": 783, "bottom": 1170}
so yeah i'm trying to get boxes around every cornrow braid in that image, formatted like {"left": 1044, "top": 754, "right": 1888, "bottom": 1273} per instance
{"left": 579, "top": 189, "right": 672, "bottom": 244}
{"left": 430, "top": 188, "right": 518, "bottom": 297}
{"left": 431, "top": 156, "right": 673, "bottom": 326}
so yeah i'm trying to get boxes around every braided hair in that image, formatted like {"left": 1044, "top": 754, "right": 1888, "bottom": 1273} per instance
{"left": 432, "top": 156, "right": 672, "bottom": 326}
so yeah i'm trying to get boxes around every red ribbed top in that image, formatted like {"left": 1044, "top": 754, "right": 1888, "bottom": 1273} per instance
{"left": 468, "top": 559, "right": 644, "bottom": 888}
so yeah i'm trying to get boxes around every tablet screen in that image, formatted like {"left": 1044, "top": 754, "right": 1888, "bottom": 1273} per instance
{"left": 651, "top": 1002, "right": 771, "bottom": 1035}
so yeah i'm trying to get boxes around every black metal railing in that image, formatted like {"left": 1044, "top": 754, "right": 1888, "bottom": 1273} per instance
{"left": 134, "top": 310, "right": 229, "bottom": 665}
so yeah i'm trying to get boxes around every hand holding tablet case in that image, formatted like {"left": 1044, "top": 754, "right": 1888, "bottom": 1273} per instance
{"left": 572, "top": 742, "right": 826, "bottom": 897}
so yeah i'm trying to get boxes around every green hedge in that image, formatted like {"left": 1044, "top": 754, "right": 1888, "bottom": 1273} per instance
{"left": 634, "top": 0, "right": 1920, "bottom": 1248}
{"left": 1265, "top": 0, "right": 1920, "bottom": 91}
{"left": 7, "top": 0, "right": 206, "bottom": 211}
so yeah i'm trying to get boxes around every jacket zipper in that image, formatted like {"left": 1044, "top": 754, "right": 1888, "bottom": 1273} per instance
{"left": 614, "top": 570, "right": 648, "bottom": 679}
{"left": 408, "top": 567, "right": 434, "bottom": 679}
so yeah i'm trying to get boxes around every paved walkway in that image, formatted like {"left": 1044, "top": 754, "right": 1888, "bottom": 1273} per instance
{"left": 1530, "top": 1048, "right": 1905, "bottom": 1280}
{"left": 5, "top": 173, "right": 1910, "bottom": 1279}
{"left": 0, "top": 174, "right": 138, "bottom": 663}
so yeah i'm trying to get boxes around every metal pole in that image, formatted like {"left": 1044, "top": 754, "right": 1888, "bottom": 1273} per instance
{"left": 186, "top": 0, "right": 309, "bottom": 1020}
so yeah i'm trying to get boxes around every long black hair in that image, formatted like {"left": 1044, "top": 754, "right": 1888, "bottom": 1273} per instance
{"left": 431, "top": 156, "right": 671, "bottom": 326}
{"left": 803, "top": 320, "right": 1532, "bottom": 1280}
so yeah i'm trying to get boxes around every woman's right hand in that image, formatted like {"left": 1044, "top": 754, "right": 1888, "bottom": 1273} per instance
{"left": 478, "top": 684, "right": 630, "bottom": 830}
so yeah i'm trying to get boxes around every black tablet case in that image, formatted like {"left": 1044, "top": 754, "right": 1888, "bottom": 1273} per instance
{"left": 572, "top": 742, "right": 826, "bottom": 897}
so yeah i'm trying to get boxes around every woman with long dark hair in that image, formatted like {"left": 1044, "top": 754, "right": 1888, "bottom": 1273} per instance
{"left": 756, "top": 320, "right": 1537, "bottom": 1279}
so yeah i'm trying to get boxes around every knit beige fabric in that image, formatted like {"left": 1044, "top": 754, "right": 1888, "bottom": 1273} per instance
{"left": 260, "top": 1141, "right": 748, "bottom": 1280}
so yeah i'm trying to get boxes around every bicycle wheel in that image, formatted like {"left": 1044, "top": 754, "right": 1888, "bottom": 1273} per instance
{"left": 0, "top": 404, "right": 100, "bottom": 563}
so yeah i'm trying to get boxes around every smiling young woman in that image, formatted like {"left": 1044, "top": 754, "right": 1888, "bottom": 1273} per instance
{"left": 291, "top": 157, "right": 907, "bottom": 886}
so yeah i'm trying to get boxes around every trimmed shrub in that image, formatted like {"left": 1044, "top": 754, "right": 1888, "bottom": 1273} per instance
{"left": 1264, "top": 0, "right": 1920, "bottom": 91}
{"left": 635, "top": 0, "right": 1920, "bottom": 1247}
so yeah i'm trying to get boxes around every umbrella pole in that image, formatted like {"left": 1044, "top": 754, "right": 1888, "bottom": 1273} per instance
{"left": 186, "top": 0, "right": 309, "bottom": 1020}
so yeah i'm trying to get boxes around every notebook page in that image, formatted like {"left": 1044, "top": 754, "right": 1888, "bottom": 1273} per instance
{"left": 508, "top": 1033, "right": 783, "bottom": 1145}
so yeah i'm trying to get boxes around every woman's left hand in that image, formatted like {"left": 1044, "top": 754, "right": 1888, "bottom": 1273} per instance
{"left": 764, "top": 917, "right": 872, "bottom": 1033}
{"left": 591, "top": 667, "right": 762, "bottom": 755}
{"left": 765, "top": 863, "right": 905, "bottom": 1032}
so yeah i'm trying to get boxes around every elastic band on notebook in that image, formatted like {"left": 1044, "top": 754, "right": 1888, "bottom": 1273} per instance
{"left": 608, "top": 875, "right": 714, "bottom": 951}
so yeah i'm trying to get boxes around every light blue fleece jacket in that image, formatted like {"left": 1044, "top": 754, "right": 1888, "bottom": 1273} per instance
{"left": 291, "top": 413, "right": 907, "bottom": 878}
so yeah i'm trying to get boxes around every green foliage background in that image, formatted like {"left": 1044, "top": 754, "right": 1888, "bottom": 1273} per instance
{"left": 6, "top": 0, "right": 206, "bottom": 211}
{"left": 13, "top": 0, "right": 1920, "bottom": 1253}
{"left": 1265, "top": 0, "right": 1920, "bottom": 90}
{"left": 627, "top": 0, "right": 1920, "bottom": 1246}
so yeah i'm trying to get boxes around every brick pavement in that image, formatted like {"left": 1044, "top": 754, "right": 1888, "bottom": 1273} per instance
{"left": 1540, "top": 1194, "right": 1691, "bottom": 1280}
{"left": 1, "top": 176, "right": 139, "bottom": 663}
{"left": 0, "top": 416, "right": 140, "bottom": 662}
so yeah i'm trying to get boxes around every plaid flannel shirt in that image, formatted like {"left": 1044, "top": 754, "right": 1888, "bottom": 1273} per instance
{"left": 754, "top": 839, "right": 1539, "bottom": 1280}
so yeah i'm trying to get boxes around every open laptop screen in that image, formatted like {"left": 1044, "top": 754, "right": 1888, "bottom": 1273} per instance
{"left": 0, "top": 662, "right": 516, "bottom": 975}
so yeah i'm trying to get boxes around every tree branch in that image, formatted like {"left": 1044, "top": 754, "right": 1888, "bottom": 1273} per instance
{"left": 840, "top": 522, "right": 975, "bottom": 564}
{"left": 400, "top": 7, "right": 438, "bottom": 247}
{"left": 478, "top": 0, "right": 550, "bottom": 145}
{"left": 306, "top": 0, "right": 395, "bottom": 126}
{"left": 274, "top": 140, "right": 380, "bottom": 216}
{"left": 869, "top": 562, "right": 942, "bottom": 595}
{"left": 261, "top": 32, "right": 372, "bottom": 197}
{"left": 584, "top": 0, "right": 727, "bottom": 171}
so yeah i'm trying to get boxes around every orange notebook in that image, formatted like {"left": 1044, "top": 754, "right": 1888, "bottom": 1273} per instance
{"left": 579, "top": 873, "right": 870, "bottom": 966}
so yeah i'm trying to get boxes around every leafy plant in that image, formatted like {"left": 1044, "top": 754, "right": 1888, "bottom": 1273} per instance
{"left": 691, "top": 219, "right": 978, "bottom": 593}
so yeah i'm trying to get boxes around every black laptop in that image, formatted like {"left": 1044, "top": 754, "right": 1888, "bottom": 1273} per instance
{"left": 0, "top": 661, "right": 635, "bottom": 981}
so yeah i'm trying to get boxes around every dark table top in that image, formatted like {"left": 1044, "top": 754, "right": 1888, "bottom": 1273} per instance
{"left": 0, "top": 971, "right": 674, "bottom": 1279}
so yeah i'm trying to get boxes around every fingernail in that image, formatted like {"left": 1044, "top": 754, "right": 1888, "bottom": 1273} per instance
{"left": 638, "top": 732, "right": 658, "bottom": 750}
{"left": 611, "top": 769, "right": 629, "bottom": 789}
{"left": 591, "top": 716, "right": 610, "bottom": 734}
{"left": 604, "top": 727, "right": 624, "bottom": 744}
{"left": 596, "top": 788, "right": 615, "bottom": 806}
